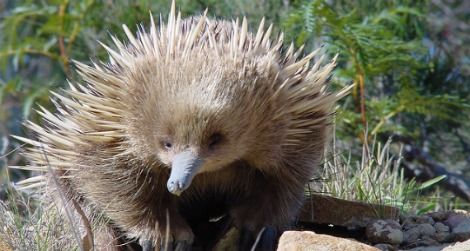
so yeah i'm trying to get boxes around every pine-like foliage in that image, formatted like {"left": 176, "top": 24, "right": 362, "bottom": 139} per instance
{"left": 284, "top": 0, "right": 469, "bottom": 139}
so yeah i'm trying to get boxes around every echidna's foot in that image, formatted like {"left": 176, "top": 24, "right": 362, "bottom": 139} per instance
{"left": 140, "top": 239, "right": 154, "bottom": 251}
{"left": 172, "top": 227, "right": 194, "bottom": 251}
{"left": 158, "top": 239, "right": 191, "bottom": 251}
{"left": 157, "top": 225, "right": 194, "bottom": 251}
{"left": 160, "top": 240, "right": 172, "bottom": 251}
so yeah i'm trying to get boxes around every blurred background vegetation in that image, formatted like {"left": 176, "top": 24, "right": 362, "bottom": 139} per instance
{"left": 0, "top": 0, "right": 469, "bottom": 213}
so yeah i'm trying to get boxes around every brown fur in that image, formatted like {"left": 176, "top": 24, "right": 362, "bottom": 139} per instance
{"left": 12, "top": 2, "right": 351, "bottom": 250}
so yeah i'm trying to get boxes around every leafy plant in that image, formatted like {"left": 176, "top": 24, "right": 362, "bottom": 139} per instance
{"left": 283, "top": 0, "right": 469, "bottom": 140}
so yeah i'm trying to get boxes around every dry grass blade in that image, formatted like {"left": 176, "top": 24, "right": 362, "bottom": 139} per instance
{"left": 250, "top": 227, "right": 266, "bottom": 251}
{"left": 72, "top": 199, "right": 94, "bottom": 250}
{"left": 39, "top": 144, "right": 85, "bottom": 251}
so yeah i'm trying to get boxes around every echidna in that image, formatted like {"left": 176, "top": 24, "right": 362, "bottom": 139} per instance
{"left": 12, "top": 1, "right": 351, "bottom": 250}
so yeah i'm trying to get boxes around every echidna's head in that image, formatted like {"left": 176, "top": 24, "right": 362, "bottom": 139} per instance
{"left": 125, "top": 48, "right": 285, "bottom": 196}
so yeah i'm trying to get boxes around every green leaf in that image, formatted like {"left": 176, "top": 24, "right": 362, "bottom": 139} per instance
{"left": 417, "top": 203, "right": 436, "bottom": 215}
{"left": 417, "top": 175, "right": 447, "bottom": 191}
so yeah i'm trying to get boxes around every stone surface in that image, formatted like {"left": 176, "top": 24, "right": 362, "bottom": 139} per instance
{"left": 299, "top": 194, "right": 399, "bottom": 228}
{"left": 435, "top": 231, "right": 451, "bottom": 243}
{"left": 402, "top": 216, "right": 435, "bottom": 231}
{"left": 435, "top": 222, "right": 450, "bottom": 233}
{"left": 294, "top": 206, "right": 470, "bottom": 251}
{"left": 416, "top": 216, "right": 435, "bottom": 225}
{"left": 415, "top": 236, "right": 440, "bottom": 247}
{"left": 400, "top": 210, "right": 470, "bottom": 247}
{"left": 434, "top": 222, "right": 451, "bottom": 242}
{"left": 426, "top": 211, "right": 449, "bottom": 222}
{"left": 450, "top": 218, "right": 470, "bottom": 242}
{"left": 403, "top": 227, "right": 420, "bottom": 245}
{"left": 366, "top": 219, "right": 403, "bottom": 245}
{"left": 374, "top": 243, "right": 396, "bottom": 251}
{"left": 445, "top": 213, "right": 468, "bottom": 229}
{"left": 277, "top": 231, "right": 380, "bottom": 251}
{"left": 403, "top": 244, "right": 451, "bottom": 251}
{"left": 438, "top": 211, "right": 470, "bottom": 242}
{"left": 442, "top": 239, "right": 470, "bottom": 251}
{"left": 0, "top": 239, "right": 11, "bottom": 251}
{"left": 417, "top": 223, "right": 436, "bottom": 237}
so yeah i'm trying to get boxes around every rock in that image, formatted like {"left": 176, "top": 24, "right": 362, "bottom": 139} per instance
{"left": 404, "top": 244, "right": 451, "bottom": 251}
{"left": 277, "top": 231, "right": 380, "bottom": 251}
{"left": 445, "top": 213, "right": 470, "bottom": 241}
{"left": 417, "top": 223, "right": 436, "bottom": 237}
{"left": 401, "top": 210, "right": 470, "bottom": 246}
{"left": 453, "top": 209, "right": 470, "bottom": 216}
{"left": 402, "top": 216, "right": 418, "bottom": 231}
{"left": 416, "top": 216, "right": 435, "bottom": 225}
{"left": 366, "top": 219, "right": 403, "bottom": 245}
{"left": 427, "top": 211, "right": 449, "bottom": 222}
{"left": 374, "top": 243, "right": 396, "bottom": 251}
{"left": 402, "top": 216, "right": 435, "bottom": 230}
{"left": 0, "top": 239, "right": 11, "bottom": 251}
{"left": 403, "top": 227, "right": 420, "bottom": 245}
{"left": 443, "top": 239, "right": 470, "bottom": 251}
{"left": 403, "top": 223, "right": 418, "bottom": 231}
{"left": 445, "top": 213, "right": 468, "bottom": 229}
{"left": 434, "top": 222, "right": 451, "bottom": 242}
{"left": 415, "top": 236, "right": 440, "bottom": 246}
{"left": 435, "top": 222, "right": 450, "bottom": 233}
{"left": 450, "top": 218, "right": 470, "bottom": 242}
{"left": 435, "top": 231, "right": 451, "bottom": 242}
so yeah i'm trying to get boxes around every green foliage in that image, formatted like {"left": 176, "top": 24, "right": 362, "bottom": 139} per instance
{"left": 2, "top": 0, "right": 467, "bottom": 141}
{"left": 283, "top": 0, "right": 469, "bottom": 141}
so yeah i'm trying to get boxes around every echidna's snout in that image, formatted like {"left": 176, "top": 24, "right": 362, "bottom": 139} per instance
{"left": 167, "top": 150, "right": 203, "bottom": 196}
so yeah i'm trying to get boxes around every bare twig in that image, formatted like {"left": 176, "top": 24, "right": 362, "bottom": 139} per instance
{"left": 72, "top": 199, "right": 94, "bottom": 251}
{"left": 58, "top": 1, "right": 70, "bottom": 77}
{"left": 0, "top": 49, "right": 58, "bottom": 60}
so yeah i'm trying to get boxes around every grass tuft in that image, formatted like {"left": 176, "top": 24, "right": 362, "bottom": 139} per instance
{"left": 310, "top": 130, "right": 448, "bottom": 214}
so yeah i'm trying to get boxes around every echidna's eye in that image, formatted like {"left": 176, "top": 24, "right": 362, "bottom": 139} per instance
{"left": 208, "top": 133, "right": 223, "bottom": 149}
{"left": 163, "top": 141, "right": 173, "bottom": 150}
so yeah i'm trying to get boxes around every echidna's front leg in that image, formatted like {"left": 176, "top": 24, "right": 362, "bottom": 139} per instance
{"left": 137, "top": 203, "right": 194, "bottom": 251}
{"left": 158, "top": 196, "right": 195, "bottom": 250}
{"left": 140, "top": 238, "right": 192, "bottom": 251}
{"left": 166, "top": 219, "right": 194, "bottom": 251}
{"left": 239, "top": 226, "right": 278, "bottom": 251}
{"left": 75, "top": 159, "right": 194, "bottom": 250}
{"left": 230, "top": 171, "right": 305, "bottom": 251}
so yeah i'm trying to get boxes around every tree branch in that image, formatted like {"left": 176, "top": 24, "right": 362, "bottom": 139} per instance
{"left": 390, "top": 134, "right": 470, "bottom": 202}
